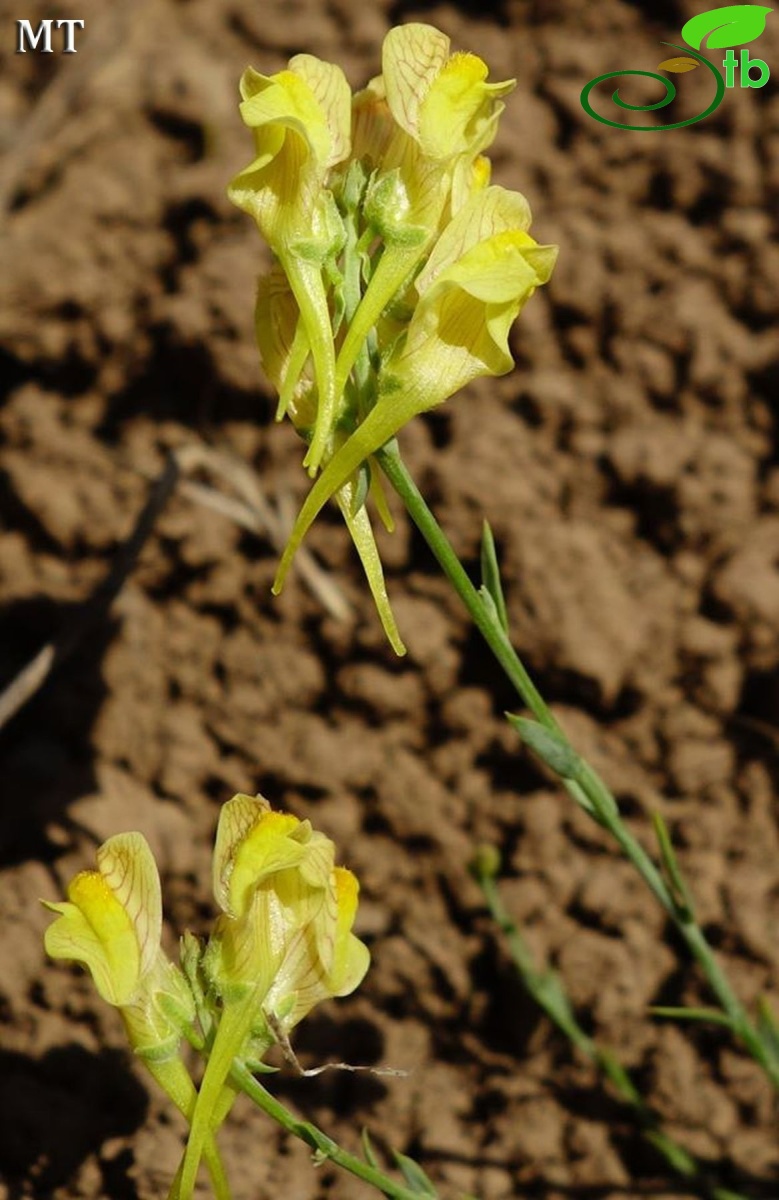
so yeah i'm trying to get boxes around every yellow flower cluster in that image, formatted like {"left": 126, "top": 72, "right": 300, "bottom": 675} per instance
{"left": 230, "top": 23, "right": 557, "bottom": 653}
{"left": 43, "top": 796, "right": 369, "bottom": 1200}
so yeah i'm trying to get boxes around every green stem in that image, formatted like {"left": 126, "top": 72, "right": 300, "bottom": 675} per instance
{"left": 474, "top": 865, "right": 750, "bottom": 1200}
{"left": 173, "top": 994, "right": 255, "bottom": 1200}
{"left": 229, "top": 1060, "right": 432, "bottom": 1200}
{"left": 378, "top": 444, "right": 779, "bottom": 1094}
{"left": 377, "top": 445, "right": 551, "bottom": 726}
{"left": 144, "top": 1056, "right": 233, "bottom": 1200}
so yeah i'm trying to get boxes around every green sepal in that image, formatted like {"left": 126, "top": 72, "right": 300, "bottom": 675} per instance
{"left": 363, "top": 169, "right": 429, "bottom": 248}
{"left": 133, "top": 1030, "right": 182, "bottom": 1063}
{"left": 241, "top": 1057, "right": 279, "bottom": 1075}
{"left": 180, "top": 932, "right": 204, "bottom": 986}
{"left": 289, "top": 192, "right": 346, "bottom": 266}
{"left": 338, "top": 158, "right": 369, "bottom": 214}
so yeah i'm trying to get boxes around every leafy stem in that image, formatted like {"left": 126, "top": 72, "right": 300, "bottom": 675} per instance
{"left": 229, "top": 1060, "right": 436, "bottom": 1200}
{"left": 471, "top": 852, "right": 751, "bottom": 1200}
{"left": 376, "top": 442, "right": 779, "bottom": 1094}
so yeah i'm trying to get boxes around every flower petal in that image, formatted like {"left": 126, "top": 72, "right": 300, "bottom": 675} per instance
{"left": 212, "top": 794, "right": 271, "bottom": 915}
{"left": 226, "top": 810, "right": 307, "bottom": 919}
{"left": 229, "top": 57, "right": 350, "bottom": 249}
{"left": 416, "top": 185, "right": 533, "bottom": 292}
{"left": 382, "top": 24, "right": 451, "bottom": 143}
{"left": 96, "top": 832, "right": 162, "bottom": 981}
{"left": 43, "top": 832, "right": 160, "bottom": 1006}
{"left": 418, "top": 52, "right": 514, "bottom": 160}
{"left": 288, "top": 54, "right": 352, "bottom": 168}
{"left": 263, "top": 867, "right": 369, "bottom": 1031}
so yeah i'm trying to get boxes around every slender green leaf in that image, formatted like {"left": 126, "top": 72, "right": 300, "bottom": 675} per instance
{"left": 478, "top": 584, "right": 501, "bottom": 627}
{"left": 241, "top": 1057, "right": 279, "bottom": 1074}
{"left": 393, "top": 1152, "right": 437, "bottom": 1196}
{"left": 596, "top": 1048, "right": 642, "bottom": 1105}
{"left": 757, "top": 997, "right": 779, "bottom": 1064}
{"left": 507, "top": 714, "right": 581, "bottom": 778}
{"left": 645, "top": 1129, "right": 697, "bottom": 1176}
{"left": 361, "top": 1129, "right": 380, "bottom": 1169}
{"left": 480, "top": 521, "right": 509, "bottom": 633}
{"left": 300, "top": 1121, "right": 339, "bottom": 1157}
{"left": 681, "top": 4, "right": 772, "bottom": 50}
{"left": 652, "top": 813, "right": 695, "bottom": 921}
{"left": 651, "top": 1005, "right": 735, "bottom": 1028}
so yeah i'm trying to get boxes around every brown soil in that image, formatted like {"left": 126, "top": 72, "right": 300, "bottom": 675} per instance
{"left": 2, "top": 1, "right": 779, "bottom": 1197}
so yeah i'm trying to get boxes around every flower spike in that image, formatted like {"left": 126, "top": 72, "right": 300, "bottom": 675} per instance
{"left": 231, "top": 25, "right": 556, "bottom": 652}
{"left": 273, "top": 187, "right": 557, "bottom": 592}
{"left": 176, "top": 795, "right": 370, "bottom": 1200}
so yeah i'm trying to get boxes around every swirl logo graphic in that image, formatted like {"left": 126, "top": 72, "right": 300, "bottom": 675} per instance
{"left": 581, "top": 4, "right": 772, "bottom": 131}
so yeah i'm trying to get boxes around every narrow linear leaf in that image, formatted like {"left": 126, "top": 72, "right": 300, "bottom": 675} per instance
{"left": 478, "top": 584, "right": 500, "bottom": 626}
{"left": 241, "top": 1057, "right": 279, "bottom": 1074}
{"left": 300, "top": 1122, "right": 338, "bottom": 1157}
{"left": 393, "top": 1151, "right": 438, "bottom": 1196}
{"left": 507, "top": 715, "right": 581, "bottom": 779}
{"left": 657, "top": 56, "right": 700, "bottom": 71}
{"left": 652, "top": 813, "right": 696, "bottom": 921}
{"left": 650, "top": 1005, "right": 735, "bottom": 1028}
{"left": 757, "top": 997, "right": 779, "bottom": 1064}
{"left": 480, "top": 521, "right": 509, "bottom": 634}
{"left": 596, "top": 1048, "right": 642, "bottom": 1105}
{"left": 645, "top": 1130, "right": 698, "bottom": 1176}
{"left": 361, "top": 1129, "right": 380, "bottom": 1169}
{"left": 681, "top": 4, "right": 772, "bottom": 51}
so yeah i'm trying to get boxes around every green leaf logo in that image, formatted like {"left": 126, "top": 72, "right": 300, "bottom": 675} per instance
{"left": 681, "top": 4, "right": 772, "bottom": 50}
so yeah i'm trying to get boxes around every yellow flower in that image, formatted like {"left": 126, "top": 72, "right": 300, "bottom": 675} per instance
{"left": 206, "top": 794, "right": 369, "bottom": 1009}
{"left": 44, "top": 833, "right": 160, "bottom": 1008}
{"left": 228, "top": 56, "right": 351, "bottom": 250}
{"left": 43, "top": 833, "right": 195, "bottom": 1056}
{"left": 177, "top": 795, "right": 370, "bottom": 1200}
{"left": 44, "top": 835, "right": 232, "bottom": 1195}
{"left": 381, "top": 23, "right": 513, "bottom": 167}
{"left": 391, "top": 185, "right": 558, "bottom": 398}
{"left": 273, "top": 186, "right": 557, "bottom": 593}
{"left": 262, "top": 863, "right": 369, "bottom": 1036}
{"left": 335, "top": 24, "right": 514, "bottom": 403}
{"left": 229, "top": 55, "right": 352, "bottom": 474}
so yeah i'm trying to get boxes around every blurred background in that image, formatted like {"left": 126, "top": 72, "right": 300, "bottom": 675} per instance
{"left": 1, "top": 0, "right": 778, "bottom": 1196}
